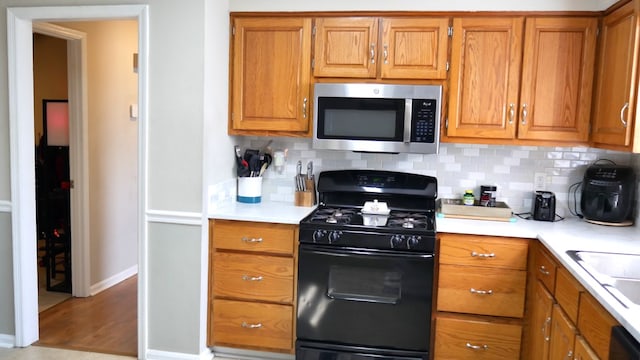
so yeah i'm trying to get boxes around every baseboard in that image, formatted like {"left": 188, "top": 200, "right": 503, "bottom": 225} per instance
{"left": 89, "top": 264, "right": 138, "bottom": 296}
{"left": 0, "top": 334, "right": 15, "bottom": 348}
{"left": 146, "top": 348, "right": 213, "bottom": 360}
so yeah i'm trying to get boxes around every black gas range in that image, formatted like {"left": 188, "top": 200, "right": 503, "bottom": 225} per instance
{"left": 296, "top": 170, "right": 438, "bottom": 360}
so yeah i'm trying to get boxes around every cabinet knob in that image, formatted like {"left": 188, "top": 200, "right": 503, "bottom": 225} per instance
{"left": 370, "top": 43, "right": 376, "bottom": 64}
{"left": 469, "top": 288, "right": 493, "bottom": 295}
{"left": 303, "top": 98, "right": 308, "bottom": 119}
{"left": 383, "top": 44, "right": 389, "bottom": 64}
{"left": 539, "top": 265, "right": 550, "bottom": 276}
{"left": 508, "top": 103, "right": 515, "bottom": 124}
{"left": 241, "top": 322, "right": 263, "bottom": 329}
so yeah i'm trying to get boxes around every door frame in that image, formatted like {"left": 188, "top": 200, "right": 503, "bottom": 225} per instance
{"left": 7, "top": 5, "right": 149, "bottom": 357}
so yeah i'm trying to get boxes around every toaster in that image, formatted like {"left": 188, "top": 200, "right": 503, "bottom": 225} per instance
{"left": 532, "top": 191, "right": 556, "bottom": 221}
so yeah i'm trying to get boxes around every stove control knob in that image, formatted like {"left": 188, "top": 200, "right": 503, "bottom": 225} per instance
{"left": 390, "top": 235, "right": 405, "bottom": 248}
{"left": 312, "top": 230, "right": 327, "bottom": 243}
{"left": 328, "top": 231, "right": 343, "bottom": 244}
{"left": 407, "top": 236, "right": 422, "bottom": 249}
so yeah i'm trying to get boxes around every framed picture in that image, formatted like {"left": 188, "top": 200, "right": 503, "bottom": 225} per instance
{"left": 43, "top": 99, "right": 69, "bottom": 146}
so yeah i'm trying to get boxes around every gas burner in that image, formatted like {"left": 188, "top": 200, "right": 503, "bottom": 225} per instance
{"left": 387, "top": 212, "right": 430, "bottom": 229}
{"left": 309, "top": 207, "right": 356, "bottom": 224}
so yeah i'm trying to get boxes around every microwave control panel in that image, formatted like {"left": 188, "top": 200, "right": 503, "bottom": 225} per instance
{"left": 411, "top": 99, "right": 437, "bottom": 143}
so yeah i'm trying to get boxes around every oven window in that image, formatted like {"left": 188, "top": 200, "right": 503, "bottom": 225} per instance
{"left": 318, "top": 97, "right": 404, "bottom": 140}
{"left": 327, "top": 265, "right": 401, "bottom": 304}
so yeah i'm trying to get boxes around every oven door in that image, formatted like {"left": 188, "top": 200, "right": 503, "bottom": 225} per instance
{"left": 296, "top": 244, "right": 433, "bottom": 355}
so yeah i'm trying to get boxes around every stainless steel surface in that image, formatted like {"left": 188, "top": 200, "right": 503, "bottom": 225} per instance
{"left": 312, "top": 83, "right": 442, "bottom": 154}
{"left": 567, "top": 250, "right": 640, "bottom": 308}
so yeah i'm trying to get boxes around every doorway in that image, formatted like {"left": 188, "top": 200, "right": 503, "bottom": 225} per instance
{"left": 31, "top": 21, "right": 139, "bottom": 355}
{"left": 7, "top": 5, "right": 149, "bottom": 357}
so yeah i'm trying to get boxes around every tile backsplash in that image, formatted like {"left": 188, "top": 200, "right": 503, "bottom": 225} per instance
{"left": 231, "top": 137, "right": 639, "bottom": 220}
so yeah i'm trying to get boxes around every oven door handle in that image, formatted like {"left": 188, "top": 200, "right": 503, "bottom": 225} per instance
{"left": 300, "top": 244, "right": 434, "bottom": 260}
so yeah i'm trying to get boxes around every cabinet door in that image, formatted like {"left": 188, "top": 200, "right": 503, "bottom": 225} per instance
{"left": 549, "top": 304, "right": 576, "bottom": 360}
{"left": 574, "top": 335, "right": 599, "bottom": 360}
{"left": 578, "top": 293, "right": 618, "bottom": 359}
{"left": 448, "top": 17, "right": 524, "bottom": 139}
{"left": 230, "top": 17, "right": 312, "bottom": 133}
{"left": 518, "top": 17, "right": 597, "bottom": 142}
{"left": 591, "top": 1, "right": 639, "bottom": 149}
{"left": 380, "top": 17, "right": 449, "bottom": 79}
{"left": 528, "top": 280, "right": 554, "bottom": 360}
{"left": 313, "top": 17, "right": 378, "bottom": 78}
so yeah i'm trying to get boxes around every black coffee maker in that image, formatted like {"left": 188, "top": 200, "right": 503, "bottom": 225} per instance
{"left": 581, "top": 164, "right": 636, "bottom": 224}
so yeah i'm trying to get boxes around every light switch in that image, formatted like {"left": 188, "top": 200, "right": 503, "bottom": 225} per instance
{"left": 130, "top": 104, "right": 138, "bottom": 120}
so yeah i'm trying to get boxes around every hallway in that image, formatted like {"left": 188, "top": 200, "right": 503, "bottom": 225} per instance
{"left": 37, "top": 276, "right": 137, "bottom": 357}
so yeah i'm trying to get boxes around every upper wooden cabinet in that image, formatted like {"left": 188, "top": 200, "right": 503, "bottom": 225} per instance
{"left": 229, "top": 17, "right": 312, "bottom": 136}
{"left": 447, "top": 16, "right": 597, "bottom": 143}
{"left": 591, "top": 0, "right": 640, "bottom": 151}
{"left": 313, "top": 17, "right": 449, "bottom": 79}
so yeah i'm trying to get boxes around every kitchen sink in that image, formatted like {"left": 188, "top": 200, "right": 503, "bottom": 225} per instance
{"left": 566, "top": 250, "right": 640, "bottom": 308}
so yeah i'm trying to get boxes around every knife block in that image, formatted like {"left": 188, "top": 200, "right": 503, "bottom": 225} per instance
{"left": 295, "top": 178, "right": 316, "bottom": 207}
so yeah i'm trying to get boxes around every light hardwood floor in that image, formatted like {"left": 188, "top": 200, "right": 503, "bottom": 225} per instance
{"left": 37, "top": 275, "right": 137, "bottom": 357}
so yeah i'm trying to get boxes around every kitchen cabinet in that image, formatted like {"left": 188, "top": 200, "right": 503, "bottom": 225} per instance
{"left": 207, "top": 219, "right": 297, "bottom": 353}
{"left": 434, "top": 234, "right": 529, "bottom": 359}
{"left": 313, "top": 17, "right": 449, "bottom": 79}
{"left": 447, "top": 16, "right": 597, "bottom": 144}
{"left": 229, "top": 17, "right": 312, "bottom": 136}
{"left": 524, "top": 242, "right": 618, "bottom": 360}
{"left": 591, "top": 0, "right": 640, "bottom": 151}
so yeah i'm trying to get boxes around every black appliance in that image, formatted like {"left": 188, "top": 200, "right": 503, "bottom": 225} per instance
{"left": 532, "top": 191, "right": 556, "bottom": 221}
{"left": 610, "top": 326, "right": 640, "bottom": 359}
{"left": 581, "top": 164, "right": 636, "bottom": 224}
{"left": 296, "top": 170, "right": 437, "bottom": 360}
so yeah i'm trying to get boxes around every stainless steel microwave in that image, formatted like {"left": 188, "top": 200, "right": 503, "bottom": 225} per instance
{"left": 313, "top": 83, "right": 442, "bottom": 154}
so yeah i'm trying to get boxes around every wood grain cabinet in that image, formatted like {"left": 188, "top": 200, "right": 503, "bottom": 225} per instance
{"left": 229, "top": 17, "right": 312, "bottom": 136}
{"left": 447, "top": 16, "right": 597, "bottom": 144}
{"left": 434, "top": 234, "right": 529, "bottom": 359}
{"left": 208, "top": 219, "right": 298, "bottom": 353}
{"left": 313, "top": 17, "right": 449, "bottom": 79}
{"left": 591, "top": 0, "right": 640, "bottom": 151}
{"left": 524, "top": 242, "right": 618, "bottom": 360}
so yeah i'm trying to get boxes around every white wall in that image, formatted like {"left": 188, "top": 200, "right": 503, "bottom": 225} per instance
{"left": 56, "top": 20, "right": 139, "bottom": 287}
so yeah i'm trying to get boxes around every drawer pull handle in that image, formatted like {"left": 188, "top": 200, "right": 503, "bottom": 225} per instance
{"left": 242, "top": 275, "right": 263, "bottom": 281}
{"left": 465, "top": 342, "right": 488, "bottom": 350}
{"left": 242, "top": 237, "right": 263, "bottom": 243}
{"left": 542, "top": 316, "right": 551, "bottom": 341}
{"left": 241, "top": 322, "right": 263, "bottom": 329}
{"left": 471, "top": 251, "right": 495, "bottom": 258}
{"left": 470, "top": 288, "right": 493, "bottom": 295}
{"left": 539, "top": 265, "right": 550, "bottom": 276}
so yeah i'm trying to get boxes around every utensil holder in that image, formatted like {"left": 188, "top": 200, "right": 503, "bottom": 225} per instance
{"left": 295, "top": 178, "right": 316, "bottom": 207}
{"left": 237, "top": 177, "right": 262, "bottom": 203}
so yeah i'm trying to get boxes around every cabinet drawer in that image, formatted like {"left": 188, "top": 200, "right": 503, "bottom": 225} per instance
{"left": 437, "top": 264, "right": 526, "bottom": 318}
{"left": 434, "top": 316, "right": 522, "bottom": 359}
{"left": 439, "top": 234, "right": 528, "bottom": 270}
{"left": 534, "top": 245, "right": 557, "bottom": 294}
{"left": 212, "top": 299, "right": 293, "bottom": 351}
{"left": 555, "top": 267, "right": 584, "bottom": 324}
{"left": 213, "top": 252, "right": 294, "bottom": 303}
{"left": 578, "top": 293, "right": 618, "bottom": 359}
{"left": 212, "top": 220, "right": 295, "bottom": 255}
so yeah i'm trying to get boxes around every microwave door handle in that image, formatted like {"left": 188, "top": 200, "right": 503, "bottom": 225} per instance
{"left": 403, "top": 99, "right": 412, "bottom": 143}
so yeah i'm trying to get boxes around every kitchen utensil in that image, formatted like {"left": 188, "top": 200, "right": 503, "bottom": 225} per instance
{"left": 306, "top": 161, "right": 313, "bottom": 180}
{"left": 235, "top": 145, "right": 250, "bottom": 177}
{"left": 296, "top": 160, "right": 305, "bottom": 191}
{"left": 259, "top": 162, "right": 268, "bottom": 176}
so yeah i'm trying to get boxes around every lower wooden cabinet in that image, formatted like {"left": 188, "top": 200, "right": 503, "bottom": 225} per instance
{"left": 208, "top": 219, "right": 297, "bottom": 353}
{"left": 212, "top": 299, "right": 293, "bottom": 351}
{"left": 524, "top": 241, "right": 620, "bottom": 360}
{"left": 434, "top": 315, "right": 522, "bottom": 359}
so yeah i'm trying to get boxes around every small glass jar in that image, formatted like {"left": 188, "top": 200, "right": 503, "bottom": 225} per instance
{"left": 463, "top": 190, "right": 475, "bottom": 206}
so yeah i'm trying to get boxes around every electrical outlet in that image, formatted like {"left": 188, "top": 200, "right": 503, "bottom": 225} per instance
{"left": 534, "top": 172, "right": 546, "bottom": 191}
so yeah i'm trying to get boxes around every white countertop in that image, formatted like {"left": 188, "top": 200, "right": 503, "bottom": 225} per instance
{"left": 209, "top": 201, "right": 640, "bottom": 343}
